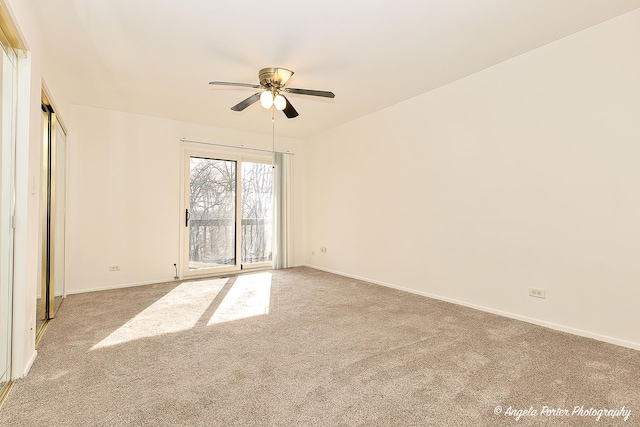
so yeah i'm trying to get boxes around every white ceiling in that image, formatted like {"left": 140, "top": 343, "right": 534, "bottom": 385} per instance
{"left": 33, "top": 0, "right": 640, "bottom": 138}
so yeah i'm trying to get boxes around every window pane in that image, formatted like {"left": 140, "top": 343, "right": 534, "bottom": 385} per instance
{"left": 189, "top": 158, "right": 236, "bottom": 270}
{"left": 241, "top": 162, "right": 273, "bottom": 264}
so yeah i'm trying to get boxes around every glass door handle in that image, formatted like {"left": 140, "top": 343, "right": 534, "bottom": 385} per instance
{"left": 185, "top": 209, "right": 190, "bottom": 227}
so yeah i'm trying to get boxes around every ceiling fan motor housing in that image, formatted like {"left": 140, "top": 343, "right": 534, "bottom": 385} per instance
{"left": 259, "top": 67, "right": 294, "bottom": 89}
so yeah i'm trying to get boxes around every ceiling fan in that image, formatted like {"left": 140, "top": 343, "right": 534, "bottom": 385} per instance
{"left": 209, "top": 67, "right": 335, "bottom": 119}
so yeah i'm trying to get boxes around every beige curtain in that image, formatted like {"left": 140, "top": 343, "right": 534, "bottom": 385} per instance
{"left": 272, "top": 152, "right": 293, "bottom": 269}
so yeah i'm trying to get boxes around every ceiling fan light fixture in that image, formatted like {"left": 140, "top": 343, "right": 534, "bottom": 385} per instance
{"left": 260, "top": 91, "right": 273, "bottom": 109}
{"left": 273, "top": 94, "right": 286, "bottom": 111}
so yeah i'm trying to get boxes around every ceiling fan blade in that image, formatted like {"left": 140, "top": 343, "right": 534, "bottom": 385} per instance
{"left": 231, "top": 93, "right": 261, "bottom": 111}
{"left": 282, "top": 96, "right": 299, "bottom": 119}
{"left": 285, "top": 88, "right": 335, "bottom": 98}
{"left": 209, "top": 81, "right": 261, "bottom": 89}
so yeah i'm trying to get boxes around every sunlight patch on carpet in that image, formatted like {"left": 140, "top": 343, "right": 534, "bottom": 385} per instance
{"left": 208, "top": 272, "right": 271, "bottom": 325}
{"left": 92, "top": 279, "right": 228, "bottom": 349}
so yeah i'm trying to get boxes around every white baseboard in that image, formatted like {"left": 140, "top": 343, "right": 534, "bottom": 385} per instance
{"left": 21, "top": 350, "right": 37, "bottom": 378}
{"left": 303, "top": 264, "right": 640, "bottom": 351}
{"left": 66, "top": 278, "right": 180, "bottom": 295}
{"left": 65, "top": 268, "right": 273, "bottom": 296}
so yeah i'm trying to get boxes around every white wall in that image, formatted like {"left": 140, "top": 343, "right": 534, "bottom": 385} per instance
{"left": 304, "top": 10, "right": 640, "bottom": 349}
{"left": 65, "top": 105, "right": 306, "bottom": 294}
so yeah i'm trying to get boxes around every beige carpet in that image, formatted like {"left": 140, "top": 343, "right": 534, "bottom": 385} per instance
{"left": 1, "top": 267, "right": 638, "bottom": 426}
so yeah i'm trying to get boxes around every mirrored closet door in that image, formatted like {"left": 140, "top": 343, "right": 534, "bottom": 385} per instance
{"left": 36, "top": 96, "right": 67, "bottom": 340}
{"left": 0, "top": 22, "right": 17, "bottom": 396}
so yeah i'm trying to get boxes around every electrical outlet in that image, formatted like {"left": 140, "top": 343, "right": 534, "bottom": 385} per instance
{"left": 320, "top": 246, "right": 327, "bottom": 253}
{"left": 109, "top": 265, "right": 121, "bottom": 272}
{"left": 529, "top": 288, "right": 545, "bottom": 299}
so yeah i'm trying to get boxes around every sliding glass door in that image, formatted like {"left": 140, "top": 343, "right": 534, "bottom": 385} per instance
{"left": 241, "top": 162, "right": 273, "bottom": 265}
{"left": 184, "top": 152, "right": 273, "bottom": 276}
{"left": 188, "top": 157, "right": 238, "bottom": 272}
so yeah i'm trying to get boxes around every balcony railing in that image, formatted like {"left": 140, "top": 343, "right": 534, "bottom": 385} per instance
{"left": 189, "top": 218, "right": 273, "bottom": 266}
